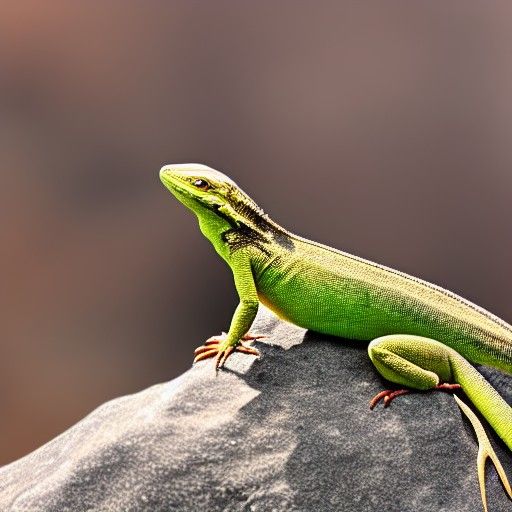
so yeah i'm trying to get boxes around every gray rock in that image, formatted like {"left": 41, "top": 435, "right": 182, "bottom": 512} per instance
{"left": 0, "top": 307, "right": 511, "bottom": 512}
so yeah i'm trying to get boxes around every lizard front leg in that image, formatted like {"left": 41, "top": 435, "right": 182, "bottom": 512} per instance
{"left": 193, "top": 253, "right": 261, "bottom": 370}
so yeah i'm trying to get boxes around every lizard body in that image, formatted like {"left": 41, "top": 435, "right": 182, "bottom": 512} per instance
{"left": 160, "top": 163, "right": 511, "bottom": 511}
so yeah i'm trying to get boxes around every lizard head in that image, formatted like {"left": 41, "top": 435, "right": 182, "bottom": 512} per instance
{"left": 159, "top": 163, "right": 265, "bottom": 229}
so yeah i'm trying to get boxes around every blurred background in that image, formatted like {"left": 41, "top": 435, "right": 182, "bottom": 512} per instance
{"left": 1, "top": 1, "right": 512, "bottom": 465}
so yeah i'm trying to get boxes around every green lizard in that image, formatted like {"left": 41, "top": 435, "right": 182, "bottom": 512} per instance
{"left": 160, "top": 163, "right": 512, "bottom": 511}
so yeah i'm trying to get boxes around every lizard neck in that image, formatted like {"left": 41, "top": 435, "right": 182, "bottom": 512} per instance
{"left": 197, "top": 206, "right": 294, "bottom": 260}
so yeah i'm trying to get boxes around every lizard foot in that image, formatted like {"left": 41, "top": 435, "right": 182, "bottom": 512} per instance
{"left": 369, "top": 389, "right": 410, "bottom": 409}
{"left": 369, "top": 383, "right": 461, "bottom": 409}
{"left": 193, "top": 333, "right": 263, "bottom": 369}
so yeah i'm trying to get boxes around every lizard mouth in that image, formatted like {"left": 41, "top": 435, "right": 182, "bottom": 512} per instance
{"left": 159, "top": 166, "right": 179, "bottom": 187}
{"left": 159, "top": 166, "right": 216, "bottom": 213}
{"left": 159, "top": 167, "right": 192, "bottom": 196}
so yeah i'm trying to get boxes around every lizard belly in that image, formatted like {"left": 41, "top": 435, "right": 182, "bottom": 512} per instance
{"left": 256, "top": 264, "right": 512, "bottom": 372}
{"left": 256, "top": 274, "right": 391, "bottom": 340}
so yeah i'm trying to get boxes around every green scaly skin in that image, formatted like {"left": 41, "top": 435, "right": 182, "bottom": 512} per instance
{"left": 160, "top": 163, "right": 512, "bottom": 511}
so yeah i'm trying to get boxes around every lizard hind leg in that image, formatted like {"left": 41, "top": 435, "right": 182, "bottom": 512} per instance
{"left": 368, "top": 334, "right": 462, "bottom": 407}
{"left": 367, "top": 334, "right": 452, "bottom": 393}
{"left": 368, "top": 334, "right": 512, "bottom": 512}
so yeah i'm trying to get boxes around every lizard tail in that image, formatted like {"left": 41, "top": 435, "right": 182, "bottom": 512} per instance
{"left": 450, "top": 353, "right": 512, "bottom": 451}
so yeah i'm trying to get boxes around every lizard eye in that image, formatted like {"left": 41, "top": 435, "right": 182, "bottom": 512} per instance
{"left": 192, "top": 179, "right": 210, "bottom": 190}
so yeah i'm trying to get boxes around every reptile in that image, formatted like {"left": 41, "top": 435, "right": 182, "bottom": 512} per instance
{"left": 159, "top": 163, "right": 512, "bottom": 511}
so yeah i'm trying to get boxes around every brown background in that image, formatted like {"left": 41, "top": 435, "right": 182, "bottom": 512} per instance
{"left": 1, "top": 1, "right": 512, "bottom": 465}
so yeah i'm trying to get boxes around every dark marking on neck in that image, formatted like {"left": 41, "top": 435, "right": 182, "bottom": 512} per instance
{"left": 222, "top": 223, "right": 272, "bottom": 257}
{"left": 229, "top": 194, "right": 295, "bottom": 251}
{"left": 208, "top": 185, "right": 295, "bottom": 254}
{"left": 272, "top": 229, "right": 295, "bottom": 250}
{"left": 211, "top": 203, "right": 238, "bottom": 229}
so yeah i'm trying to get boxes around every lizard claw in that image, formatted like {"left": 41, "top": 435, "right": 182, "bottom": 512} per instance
{"left": 193, "top": 333, "right": 261, "bottom": 368}
{"left": 214, "top": 341, "right": 260, "bottom": 369}
{"left": 369, "top": 383, "right": 462, "bottom": 409}
{"left": 216, "top": 346, "right": 235, "bottom": 369}
{"left": 369, "top": 389, "right": 410, "bottom": 409}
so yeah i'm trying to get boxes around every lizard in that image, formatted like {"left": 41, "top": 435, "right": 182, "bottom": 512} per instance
{"left": 159, "top": 163, "right": 512, "bottom": 511}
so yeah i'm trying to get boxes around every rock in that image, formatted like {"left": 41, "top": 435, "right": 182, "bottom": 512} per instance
{"left": 0, "top": 307, "right": 511, "bottom": 512}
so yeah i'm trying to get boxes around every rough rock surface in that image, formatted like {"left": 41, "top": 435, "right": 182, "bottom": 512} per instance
{"left": 0, "top": 308, "right": 511, "bottom": 512}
